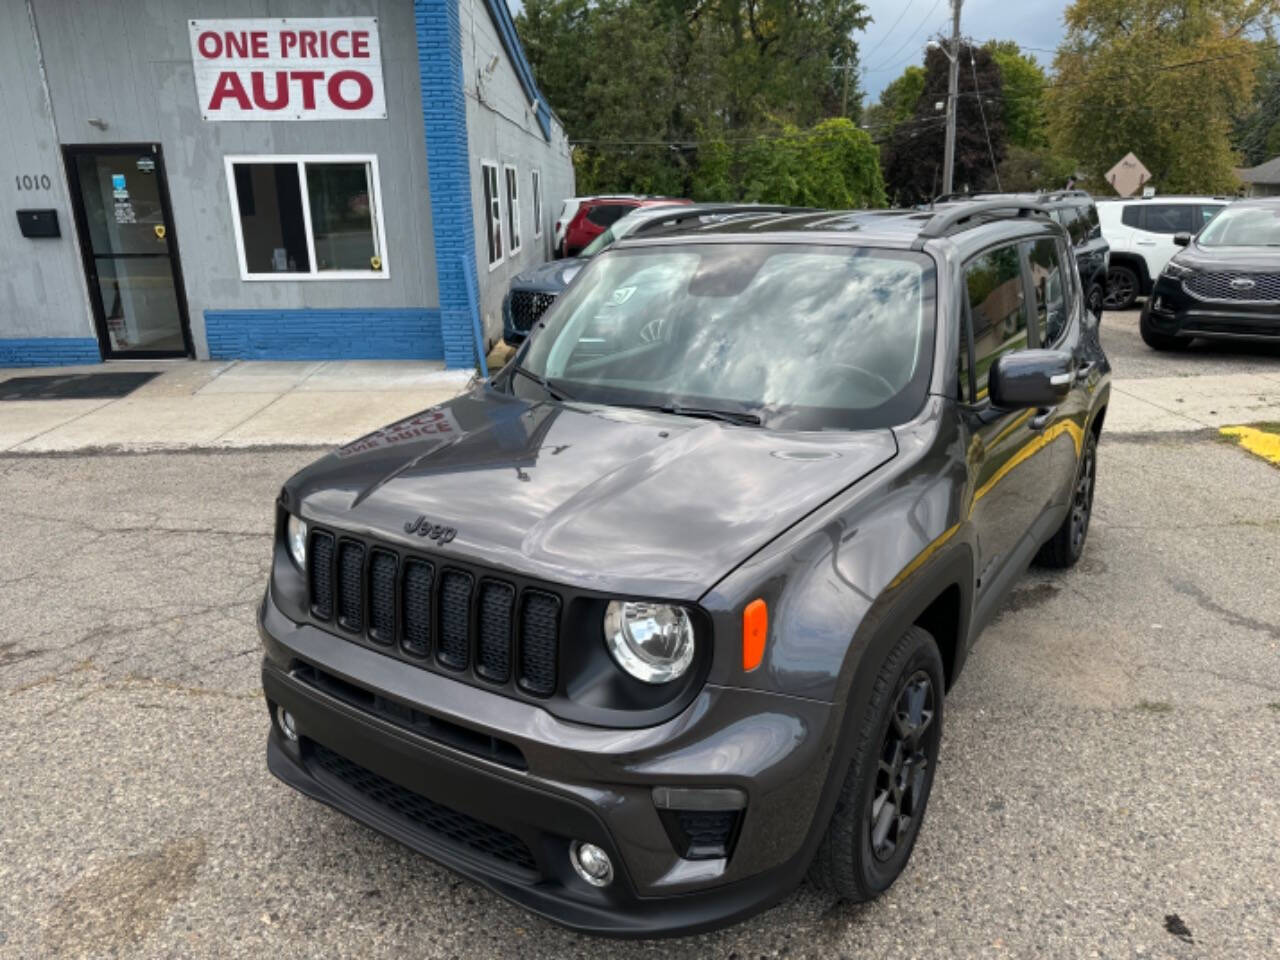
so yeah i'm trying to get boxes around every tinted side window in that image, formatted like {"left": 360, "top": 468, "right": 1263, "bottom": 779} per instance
{"left": 1121, "top": 206, "right": 1142, "bottom": 228}
{"left": 586, "top": 203, "right": 633, "bottom": 227}
{"left": 1027, "top": 238, "right": 1068, "bottom": 344}
{"left": 962, "top": 245, "right": 1029, "bottom": 400}
{"left": 1143, "top": 204, "right": 1196, "bottom": 234}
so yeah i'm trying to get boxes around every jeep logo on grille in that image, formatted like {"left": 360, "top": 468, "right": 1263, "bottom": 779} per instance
{"left": 1230, "top": 277, "right": 1257, "bottom": 290}
{"left": 403, "top": 515, "right": 457, "bottom": 544}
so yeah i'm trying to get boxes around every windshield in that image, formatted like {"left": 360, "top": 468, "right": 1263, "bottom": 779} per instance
{"left": 1198, "top": 205, "right": 1280, "bottom": 247}
{"left": 513, "top": 243, "right": 936, "bottom": 430}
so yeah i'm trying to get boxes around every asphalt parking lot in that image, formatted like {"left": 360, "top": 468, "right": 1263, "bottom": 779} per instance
{"left": 2, "top": 310, "right": 1278, "bottom": 959}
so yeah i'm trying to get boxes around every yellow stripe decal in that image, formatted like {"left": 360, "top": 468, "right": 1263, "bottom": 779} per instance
{"left": 1220, "top": 425, "right": 1280, "bottom": 465}
{"left": 889, "top": 418, "right": 1085, "bottom": 591}
{"left": 888, "top": 523, "right": 961, "bottom": 591}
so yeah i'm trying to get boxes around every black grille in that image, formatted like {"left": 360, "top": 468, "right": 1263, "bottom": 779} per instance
{"left": 476, "top": 582, "right": 514, "bottom": 683}
{"left": 402, "top": 559, "right": 434, "bottom": 657}
{"left": 659, "top": 808, "right": 742, "bottom": 860}
{"left": 308, "top": 742, "right": 537, "bottom": 873}
{"left": 518, "top": 591, "right": 560, "bottom": 696}
{"left": 337, "top": 541, "right": 365, "bottom": 631}
{"left": 305, "top": 528, "right": 562, "bottom": 699}
{"left": 309, "top": 531, "right": 335, "bottom": 619}
{"left": 509, "top": 290, "right": 557, "bottom": 332}
{"left": 368, "top": 550, "right": 397, "bottom": 644}
{"left": 437, "top": 571, "right": 474, "bottom": 670}
{"left": 1183, "top": 271, "right": 1280, "bottom": 302}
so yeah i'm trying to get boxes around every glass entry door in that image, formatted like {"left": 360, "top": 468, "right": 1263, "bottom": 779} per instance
{"left": 64, "top": 144, "right": 192, "bottom": 358}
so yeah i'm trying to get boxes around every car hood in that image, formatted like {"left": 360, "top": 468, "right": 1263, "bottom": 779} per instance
{"left": 1178, "top": 244, "right": 1280, "bottom": 271}
{"left": 510, "top": 258, "right": 586, "bottom": 292}
{"left": 286, "top": 389, "right": 897, "bottom": 601}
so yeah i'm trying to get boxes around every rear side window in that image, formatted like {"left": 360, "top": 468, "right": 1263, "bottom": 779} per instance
{"left": 962, "top": 244, "right": 1029, "bottom": 401}
{"left": 1142, "top": 204, "right": 1196, "bottom": 234}
{"left": 586, "top": 203, "right": 634, "bottom": 227}
{"left": 1121, "top": 206, "right": 1142, "bottom": 228}
{"left": 1027, "top": 238, "right": 1069, "bottom": 344}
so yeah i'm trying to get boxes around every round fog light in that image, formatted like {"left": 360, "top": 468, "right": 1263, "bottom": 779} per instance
{"left": 569, "top": 841, "right": 613, "bottom": 887}
{"left": 276, "top": 705, "right": 298, "bottom": 742}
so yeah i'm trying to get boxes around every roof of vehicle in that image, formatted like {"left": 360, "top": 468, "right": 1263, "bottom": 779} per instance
{"left": 615, "top": 200, "right": 1063, "bottom": 254}
{"left": 933, "top": 189, "right": 1095, "bottom": 207}
{"left": 1095, "top": 194, "right": 1231, "bottom": 204}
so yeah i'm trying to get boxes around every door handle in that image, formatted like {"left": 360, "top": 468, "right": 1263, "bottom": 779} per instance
{"left": 1075, "top": 361, "right": 1096, "bottom": 382}
{"left": 1030, "top": 407, "right": 1056, "bottom": 430}
{"left": 1137, "top": 240, "right": 1157, "bottom": 246}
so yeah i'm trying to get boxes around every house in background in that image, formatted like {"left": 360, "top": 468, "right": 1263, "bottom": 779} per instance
{"left": 0, "top": 0, "right": 573, "bottom": 369}
{"left": 1235, "top": 157, "right": 1280, "bottom": 198}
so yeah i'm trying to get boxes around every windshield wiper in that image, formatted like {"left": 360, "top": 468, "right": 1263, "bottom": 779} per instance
{"left": 511, "top": 364, "right": 573, "bottom": 401}
{"left": 655, "top": 403, "right": 763, "bottom": 426}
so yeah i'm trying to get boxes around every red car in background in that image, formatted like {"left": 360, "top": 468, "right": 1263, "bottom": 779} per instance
{"left": 560, "top": 196, "right": 690, "bottom": 257}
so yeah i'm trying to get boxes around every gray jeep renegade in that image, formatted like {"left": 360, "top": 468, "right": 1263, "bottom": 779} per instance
{"left": 259, "top": 201, "right": 1111, "bottom": 937}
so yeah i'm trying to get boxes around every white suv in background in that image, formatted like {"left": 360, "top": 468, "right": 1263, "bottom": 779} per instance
{"left": 1097, "top": 197, "right": 1228, "bottom": 309}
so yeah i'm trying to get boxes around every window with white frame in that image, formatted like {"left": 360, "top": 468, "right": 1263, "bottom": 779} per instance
{"left": 504, "top": 163, "right": 521, "bottom": 255}
{"left": 225, "top": 156, "right": 387, "bottom": 280}
{"left": 482, "top": 161, "right": 503, "bottom": 267}
{"left": 531, "top": 169, "right": 543, "bottom": 238}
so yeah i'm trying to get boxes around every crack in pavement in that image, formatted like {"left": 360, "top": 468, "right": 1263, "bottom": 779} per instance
{"left": 1168, "top": 578, "right": 1280, "bottom": 642}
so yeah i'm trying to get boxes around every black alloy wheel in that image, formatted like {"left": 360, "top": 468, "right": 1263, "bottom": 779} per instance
{"left": 869, "top": 671, "right": 936, "bottom": 862}
{"left": 1069, "top": 432, "right": 1097, "bottom": 557}
{"left": 1103, "top": 265, "right": 1138, "bottom": 310}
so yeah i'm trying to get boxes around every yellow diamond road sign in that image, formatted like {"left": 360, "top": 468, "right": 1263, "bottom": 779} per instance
{"left": 1106, "top": 153, "right": 1152, "bottom": 198}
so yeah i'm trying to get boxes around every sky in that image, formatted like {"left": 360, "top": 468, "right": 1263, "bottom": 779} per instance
{"left": 860, "top": 0, "right": 1068, "bottom": 100}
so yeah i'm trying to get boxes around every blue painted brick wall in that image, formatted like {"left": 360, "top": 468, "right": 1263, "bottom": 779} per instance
{"left": 204, "top": 309, "right": 443, "bottom": 361}
{"left": 416, "top": 0, "right": 483, "bottom": 370}
{"left": 0, "top": 338, "right": 101, "bottom": 367}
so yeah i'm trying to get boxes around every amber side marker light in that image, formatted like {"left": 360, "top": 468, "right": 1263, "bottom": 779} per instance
{"left": 742, "top": 599, "right": 768, "bottom": 671}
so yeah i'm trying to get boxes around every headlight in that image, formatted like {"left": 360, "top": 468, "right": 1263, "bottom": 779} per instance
{"left": 604, "top": 601, "right": 695, "bottom": 684}
{"left": 1162, "top": 260, "right": 1193, "bottom": 279}
{"left": 286, "top": 515, "right": 307, "bottom": 569}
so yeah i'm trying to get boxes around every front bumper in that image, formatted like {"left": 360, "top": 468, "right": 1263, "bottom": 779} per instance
{"left": 258, "top": 586, "right": 839, "bottom": 937}
{"left": 1146, "top": 283, "right": 1280, "bottom": 341}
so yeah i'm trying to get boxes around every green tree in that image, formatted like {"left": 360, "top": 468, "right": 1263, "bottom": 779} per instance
{"left": 864, "top": 65, "right": 926, "bottom": 140}
{"left": 1234, "top": 34, "right": 1280, "bottom": 165}
{"left": 697, "top": 119, "right": 886, "bottom": 207}
{"left": 1048, "top": 0, "right": 1274, "bottom": 194}
{"left": 517, "top": 0, "right": 872, "bottom": 195}
{"left": 986, "top": 41, "right": 1049, "bottom": 148}
{"left": 996, "top": 144, "right": 1078, "bottom": 192}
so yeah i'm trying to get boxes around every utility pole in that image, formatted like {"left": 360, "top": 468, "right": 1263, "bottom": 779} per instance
{"left": 941, "top": 0, "right": 963, "bottom": 196}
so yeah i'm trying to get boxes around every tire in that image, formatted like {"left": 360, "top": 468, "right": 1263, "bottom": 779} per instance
{"left": 1035, "top": 428, "right": 1098, "bottom": 568}
{"left": 808, "top": 626, "right": 944, "bottom": 901}
{"left": 1103, "top": 265, "right": 1139, "bottom": 310}
{"left": 1087, "top": 283, "right": 1105, "bottom": 318}
{"left": 1139, "top": 309, "right": 1191, "bottom": 351}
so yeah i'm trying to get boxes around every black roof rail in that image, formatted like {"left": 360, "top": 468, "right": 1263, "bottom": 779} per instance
{"left": 630, "top": 204, "right": 817, "bottom": 234}
{"left": 913, "top": 199, "right": 1051, "bottom": 249}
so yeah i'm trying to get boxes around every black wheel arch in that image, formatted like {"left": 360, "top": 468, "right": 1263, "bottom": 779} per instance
{"left": 1107, "top": 253, "right": 1152, "bottom": 295}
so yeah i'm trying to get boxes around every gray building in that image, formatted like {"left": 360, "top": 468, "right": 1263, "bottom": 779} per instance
{"left": 0, "top": 0, "right": 573, "bottom": 368}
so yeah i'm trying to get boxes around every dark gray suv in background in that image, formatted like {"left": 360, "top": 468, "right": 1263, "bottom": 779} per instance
{"left": 259, "top": 201, "right": 1110, "bottom": 936}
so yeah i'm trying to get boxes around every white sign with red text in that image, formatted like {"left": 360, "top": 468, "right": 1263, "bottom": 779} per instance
{"left": 189, "top": 18, "right": 386, "bottom": 121}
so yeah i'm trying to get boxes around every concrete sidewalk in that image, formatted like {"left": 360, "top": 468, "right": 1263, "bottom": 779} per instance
{"left": 0, "top": 360, "right": 473, "bottom": 452}
{"left": 3, "top": 354, "right": 1279, "bottom": 453}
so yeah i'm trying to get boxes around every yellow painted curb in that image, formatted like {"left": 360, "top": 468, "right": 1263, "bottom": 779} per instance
{"left": 1219, "top": 425, "right": 1280, "bottom": 466}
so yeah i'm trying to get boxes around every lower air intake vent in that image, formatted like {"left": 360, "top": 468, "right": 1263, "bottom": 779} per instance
{"left": 308, "top": 742, "right": 537, "bottom": 873}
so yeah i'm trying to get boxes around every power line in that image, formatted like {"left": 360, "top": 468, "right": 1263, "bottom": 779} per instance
{"left": 858, "top": 0, "right": 917, "bottom": 71}
{"left": 865, "top": 0, "right": 944, "bottom": 73}
{"left": 969, "top": 48, "right": 1000, "bottom": 189}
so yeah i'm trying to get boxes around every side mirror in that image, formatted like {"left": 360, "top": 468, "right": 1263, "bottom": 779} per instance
{"left": 989, "top": 350, "right": 1073, "bottom": 409}
{"left": 1172, "top": 232, "right": 1191, "bottom": 247}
